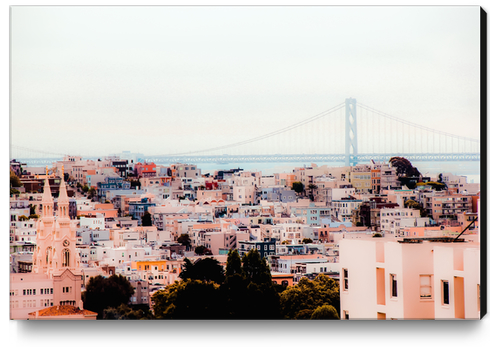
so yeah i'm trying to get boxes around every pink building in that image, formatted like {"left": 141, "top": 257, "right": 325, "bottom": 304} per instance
{"left": 233, "top": 185, "right": 256, "bottom": 204}
{"left": 196, "top": 189, "right": 223, "bottom": 202}
{"left": 339, "top": 237, "right": 480, "bottom": 320}
{"left": 203, "top": 231, "right": 249, "bottom": 255}
{"left": 10, "top": 173, "right": 88, "bottom": 319}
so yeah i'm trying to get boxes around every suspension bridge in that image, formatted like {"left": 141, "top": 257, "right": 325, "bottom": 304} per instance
{"left": 11, "top": 98, "right": 480, "bottom": 166}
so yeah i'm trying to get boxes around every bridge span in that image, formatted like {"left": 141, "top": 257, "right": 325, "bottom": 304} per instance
{"left": 15, "top": 152, "right": 480, "bottom": 167}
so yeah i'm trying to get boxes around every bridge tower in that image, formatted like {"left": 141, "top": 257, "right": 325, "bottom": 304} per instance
{"left": 345, "top": 98, "right": 358, "bottom": 166}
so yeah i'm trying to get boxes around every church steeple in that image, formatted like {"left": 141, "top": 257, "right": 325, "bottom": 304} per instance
{"left": 57, "top": 165, "right": 69, "bottom": 220}
{"left": 42, "top": 166, "right": 54, "bottom": 219}
{"left": 33, "top": 167, "right": 54, "bottom": 274}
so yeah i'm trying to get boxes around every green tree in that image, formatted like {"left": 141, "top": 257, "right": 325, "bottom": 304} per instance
{"left": 225, "top": 250, "right": 243, "bottom": 277}
{"left": 302, "top": 238, "right": 313, "bottom": 244}
{"left": 87, "top": 187, "right": 97, "bottom": 200}
{"left": 194, "top": 245, "right": 212, "bottom": 255}
{"left": 280, "top": 274, "right": 340, "bottom": 320}
{"left": 10, "top": 171, "right": 23, "bottom": 188}
{"left": 292, "top": 181, "right": 305, "bottom": 195}
{"left": 423, "top": 181, "right": 447, "bottom": 191}
{"left": 242, "top": 249, "right": 271, "bottom": 284}
{"left": 220, "top": 249, "right": 281, "bottom": 319}
{"left": 152, "top": 279, "right": 224, "bottom": 319}
{"left": 82, "top": 185, "right": 89, "bottom": 193}
{"left": 82, "top": 275, "right": 135, "bottom": 319}
{"left": 141, "top": 211, "right": 152, "bottom": 226}
{"left": 29, "top": 204, "right": 36, "bottom": 216}
{"left": 103, "top": 303, "right": 154, "bottom": 320}
{"left": 310, "top": 304, "right": 340, "bottom": 319}
{"left": 404, "top": 199, "right": 429, "bottom": 217}
{"left": 389, "top": 156, "right": 421, "bottom": 178}
{"left": 307, "top": 184, "right": 317, "bottom": 201}
{"left": 179, "top": 257, "right": 225, "bottom": 284}
{"left": 177, "top": 233, "right": 191, "bottom": 250}
{"left": 219, "top": 250, "right": 250, "bottom": 318}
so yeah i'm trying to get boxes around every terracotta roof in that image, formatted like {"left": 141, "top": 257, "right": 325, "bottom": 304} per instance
{"left": 28, "top": 305, "right": 97, "bottom": 317}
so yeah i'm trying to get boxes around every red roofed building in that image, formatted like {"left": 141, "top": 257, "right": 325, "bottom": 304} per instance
{"left": 28, "top": 304, "right": 97, "bottom": 320}
{"left": 134, "top": 162, "right": 157, "bottom": 178}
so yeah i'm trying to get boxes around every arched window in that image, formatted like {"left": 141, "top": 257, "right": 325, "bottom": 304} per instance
{"left": 62, "top": 249, "right": 70, "bottom": 267}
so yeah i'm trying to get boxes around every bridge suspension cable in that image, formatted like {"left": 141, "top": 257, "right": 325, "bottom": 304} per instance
{"left": 12, "top": 98, "right": 480, "bottom": 164}
{"left": 168, "top": 102, "right": 345, "bottom": 156}
{"left": 357, "top": 103, "right": 480, "bottom": 144}
{"left": 11, "top": 145, "right": 67, "bottom": 158}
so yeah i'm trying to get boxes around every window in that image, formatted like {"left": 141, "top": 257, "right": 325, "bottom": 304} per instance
{"left": 62, "top": 249, "right": 70, "bottom": 267}
{"left": 343, "top": 310, "right": 349, "bottom": 320}
{"left": 391, "top": 274, "right": 398, "bottom": 298}
{"left": 343, "top": 268, "right": 348, "bottom": 290}
{"left": 420, "top": 275, "right": 432, "bottom": 299}
{"left": 442, "top": 280, "right": 450, "bottom": 305}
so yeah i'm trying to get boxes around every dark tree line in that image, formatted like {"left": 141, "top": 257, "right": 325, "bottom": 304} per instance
{"left": 82, "top": 274, "right": 136, "bottom": 319}
{"left": 152, "top": 249, "right": 340, "bottom": 320}
{"left": 82, "top": 252, "right": 341, "bottom": 320}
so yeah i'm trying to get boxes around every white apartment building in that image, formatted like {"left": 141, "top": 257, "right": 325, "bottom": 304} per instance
{"left": 379, "top": 207, "right": 430, "bottom": 236}
{"left": 332, "top": 199, "right": 363, "bottom": 222}
{"left": 79, "top": 214, "right": 105, "bottom": 230}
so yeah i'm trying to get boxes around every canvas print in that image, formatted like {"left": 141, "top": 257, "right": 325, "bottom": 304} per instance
{"left": 9, "top": 6, "right": 483, "bottom": 320}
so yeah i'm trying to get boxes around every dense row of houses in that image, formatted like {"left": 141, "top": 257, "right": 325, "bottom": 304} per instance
{"left": 9, "top": 155, "right": 481, "bottom": 319}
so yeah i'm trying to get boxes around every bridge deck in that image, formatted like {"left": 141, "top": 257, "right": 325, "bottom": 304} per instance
{"left": 15, "top": 152, "right": 480, "bottom": 166}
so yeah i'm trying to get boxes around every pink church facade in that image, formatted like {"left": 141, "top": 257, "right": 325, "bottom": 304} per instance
{"left": 10, "top": 169, "right": 92, "bottom": 320}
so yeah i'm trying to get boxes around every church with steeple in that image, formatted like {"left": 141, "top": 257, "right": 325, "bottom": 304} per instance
{"left": 10, "top": 167, "right": 96, "bottom": 319}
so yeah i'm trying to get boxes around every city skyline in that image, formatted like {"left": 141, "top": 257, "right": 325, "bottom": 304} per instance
{"left": 10, "top": 6, "right": 481, "bottom": 158}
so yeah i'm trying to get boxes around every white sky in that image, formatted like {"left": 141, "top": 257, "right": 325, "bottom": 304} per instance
{"left": 10, "top": 5, "right": 481, "bottom": 158}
